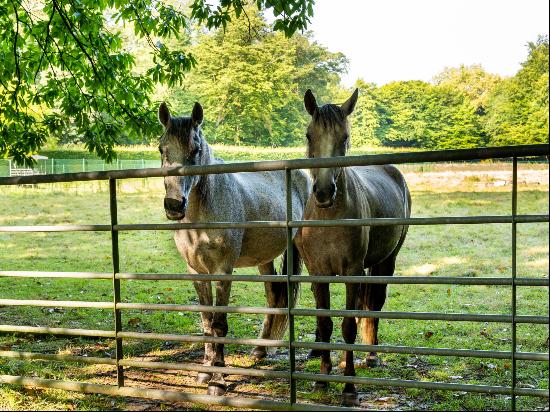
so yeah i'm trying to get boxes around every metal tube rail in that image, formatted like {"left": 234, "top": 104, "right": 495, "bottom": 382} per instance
{"left": 0, "top": 300, "right": 546, "bottom": 323}
{"left": 2, "top": 343, "right": 547, "bottom": 367}
{"left": 2, "top": 270, "right": 548, "bottom": 286}
{"left": 0, "top": 270, "right": 112, "bottom": 279}
{"left": 1, "top": 214, "right": 548, "bottom": 232}
{"left": 0, "top": 144, "right": 547, "bottom": 186}
{"left": 0, "top": 375, "right": 355, "bottom": 412}
{"left": 293, "top": 373, "right": 549, "bottom": 398}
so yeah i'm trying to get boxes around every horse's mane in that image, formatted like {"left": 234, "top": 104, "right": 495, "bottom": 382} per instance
{"left": 166, "top": 115, "right": 216, "bottom": 207}
{"left": 314, "top": 104, "right": 346, "bottom": 129}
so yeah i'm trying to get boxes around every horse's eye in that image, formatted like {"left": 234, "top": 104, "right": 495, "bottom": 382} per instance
{"left": 306, "top": 133, "right": 311, "bottom": 141}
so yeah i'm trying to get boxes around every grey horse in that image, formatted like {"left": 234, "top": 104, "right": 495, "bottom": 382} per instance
{"left": 158, "top": 102, "right": 310, "bottom": 396}
{"left": 295, "top": 89, "right": 411, "bottom": 406}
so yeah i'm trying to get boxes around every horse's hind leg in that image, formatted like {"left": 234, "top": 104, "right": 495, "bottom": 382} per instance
{"left": 192, "top": 278, "right": 214, "bottom": 384}
{"left": 360, "top": 255, "right": 396, "bottom": 367}
{"left": 207, "top": 277, "right": 233, "bottom": 396}
{"left": 252, "top": 260, "right": 284, "bottom": 360}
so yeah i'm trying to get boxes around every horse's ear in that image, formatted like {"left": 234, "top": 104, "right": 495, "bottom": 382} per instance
{"left": 158, "top": 102, "right": 170, "bottom": 127}
{"left": 192, "top": 102, "right": 203, "bottom": 126}
{"left": 341, "top": 88, "right": 359, "bottom": 116}
{"left": 304, "top": 89, "right": 318, "bottom": 116}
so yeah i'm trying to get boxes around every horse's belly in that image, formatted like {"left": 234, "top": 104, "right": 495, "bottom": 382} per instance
{"left": 235, "top": 228, "right": 287, "bottom": 267}
{"left": 301, "top": 226, "right": 368, "bottom": 275}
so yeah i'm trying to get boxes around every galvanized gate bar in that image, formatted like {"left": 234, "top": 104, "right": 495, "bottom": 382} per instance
{"left": 286, "top": 168, "right": 297, "bottom": 405}
{"left": 511, "top": 157, "right": 518, "bottom": 410}
{"left": 0, "top": 271, "right": 112, "bottom": 279}
{"left": 109, "top": 178, "right": 125, "bottom": 387}
{"left": 0, "top": 144, "right": 547, "bottom": 186}
{"left": 2, "top": 344, "right": 547, "bottom": 368}
{"left": 0, "top": 375, "right": 358, "bottom": 412}
{"left": 1, "top": 214, "right": 547, "bottom": 232}
{"left": 0, "top": 325, "right": 115, "bottom": 337}
{"left": 0, "top": 351, "right": 117, "bottom": 365}
{"left": 117, "top": 331, "right": 286, "bottom": 347}
{"left": 292, "top": 373, "right": 550, "bottom": 398}
{"left": 3, "top": 270, "right": 546, "bottom": 285}
{"left": 291, "top": 342, "right": 549, "bottom": 361}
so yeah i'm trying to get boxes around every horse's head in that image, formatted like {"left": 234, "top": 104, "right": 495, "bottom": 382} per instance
{"left": 304, "top": 88, "right": 358, "bottom": 208}
{"left": 158, "top": 102, "right": 204, "bottom": 220}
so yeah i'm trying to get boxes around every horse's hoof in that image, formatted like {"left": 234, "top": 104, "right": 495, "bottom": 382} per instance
{"left": 366, "top": 355, "right": 381, "bottom": 368}
{"left": 307, "top": 348, "right": 322, "bottom": 359}
{"left": 341, "top": 392, "right": 360, "bottom": 407}
{"left": 313, "top": 381, "right": 329, "bottom": 392}
{"left": 251, "top": 346, "right": 267, "bottom": 361}
{"left": 207, "top": 382, "right": 227, "bottom": 396}
{"left": 196, "top": 372, "right": 212, "bottom": 384}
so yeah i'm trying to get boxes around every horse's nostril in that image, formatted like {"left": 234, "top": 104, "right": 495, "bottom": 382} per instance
{"left": 164, "top": 198, "right": 183, "bottom": 213}
{"left": 329, "top": 182, "right": 336, "bottom": 196}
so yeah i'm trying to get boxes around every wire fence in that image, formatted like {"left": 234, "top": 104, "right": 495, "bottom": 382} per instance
{"left": 0, "top": 158, "right": 160, "bottom": 177}
{"left": 0, "top": 144, "right": 548, "bottom": 411}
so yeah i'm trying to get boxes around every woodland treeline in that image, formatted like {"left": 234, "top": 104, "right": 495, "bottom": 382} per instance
{"left": 1, "top": 1, "right": 547, "bottom": 163}
{"left": 167, "top": 10, "right": 548, "bottom": 148}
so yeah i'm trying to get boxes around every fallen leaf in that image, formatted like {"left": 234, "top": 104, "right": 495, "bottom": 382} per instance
{"left": 424, "top": 331, "right": 434, "bottom": 339}
{"left": 128, "top": 317, "right": 141, "bottom": 326}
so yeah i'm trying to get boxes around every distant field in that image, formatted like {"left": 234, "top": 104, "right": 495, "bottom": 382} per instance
{"left": 0, "top": 162, "right": 548, "bottom": 411}
{"left": 39, "top": 143, "right": 418, "bottom": 161}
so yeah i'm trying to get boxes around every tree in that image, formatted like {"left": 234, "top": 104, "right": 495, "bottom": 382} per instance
{"left": 169, "top": 7, "right": 346, "bottom": 146}
{"left": 344, "top": 79, "right": 379, "bottom": 147}
{"left": 374, "top": 81, "right": 486, "bottom": 149}
{"left": 484, "top": 35, "right": 549, "bottom": 145}
{"left": 433, "top": 64, "right": 501, "bottom": 115}
{"left": 0, "top": 0, "right": 315, "bottom": 163}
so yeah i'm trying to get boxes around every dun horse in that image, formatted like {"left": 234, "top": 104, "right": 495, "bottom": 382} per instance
{"left": 295, "top": 89, "right": 411, "bottom": 406}
{"left": 158, "top": 102, "right": 310, "bottom": 396}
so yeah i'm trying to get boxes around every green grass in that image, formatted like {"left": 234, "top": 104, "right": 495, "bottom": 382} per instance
{"left": 0, "top": 164, "right": 548, "bottom": 410}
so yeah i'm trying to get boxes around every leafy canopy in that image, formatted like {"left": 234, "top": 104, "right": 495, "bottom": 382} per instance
{"left": 0, "top": 0, "right": 314, "bottom": 163}
{"left": 169, "top": 6, "right": 346, "bottom": 146}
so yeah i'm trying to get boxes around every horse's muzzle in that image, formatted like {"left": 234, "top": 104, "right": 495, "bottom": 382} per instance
{"left": 164, "top": 197, "right": 187, "bottom": 220}
{"left": 313, "top": 182, "right": 336, "bottom": 208}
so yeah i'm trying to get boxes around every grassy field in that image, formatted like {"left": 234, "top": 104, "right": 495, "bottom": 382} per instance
{"left": 0, "top": 160, "right": 548, "bottom": 410}
{"left": 39, "top": 143, "right": 418, "bottom": 161}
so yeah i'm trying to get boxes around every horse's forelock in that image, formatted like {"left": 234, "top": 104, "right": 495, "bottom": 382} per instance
{"left": 167, "top": 116, "right": 196, "bottom": 150}
{"left": 313, "top": 104, "right": 346, "bottom": 130}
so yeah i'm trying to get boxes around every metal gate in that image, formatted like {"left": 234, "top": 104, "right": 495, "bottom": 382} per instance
{"left": 0, "top": 144, "right": 548, "bottom": 411}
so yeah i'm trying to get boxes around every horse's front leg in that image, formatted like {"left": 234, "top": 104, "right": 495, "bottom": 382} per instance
{"left": 207, "top": 275, "right": 233, "bottom": 396}
{"left": 192, "top": 274, "right": 214, "bottom": 384}
{"left": 341, "top": 280, "right": 361, "bottom": 406}
{"left": 311, "top": 281, "right": 333, "bottom": 391}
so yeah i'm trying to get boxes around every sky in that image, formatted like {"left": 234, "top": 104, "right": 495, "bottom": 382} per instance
{"left": 307, "top": 0, "right": 549, "bottom": 86}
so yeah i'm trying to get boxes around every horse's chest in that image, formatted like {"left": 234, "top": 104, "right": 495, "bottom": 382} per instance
{"left": 301, "top": 226, "right": 368, "bottom": 274}
{"left": 174, "top": 230, "right": 236, "bottom": 273}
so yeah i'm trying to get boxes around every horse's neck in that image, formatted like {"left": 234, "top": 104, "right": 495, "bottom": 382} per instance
{"left": 185, "top": 139, "right": 232, "bottom": 221}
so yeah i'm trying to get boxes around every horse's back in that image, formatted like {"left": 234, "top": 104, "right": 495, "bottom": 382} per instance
{"left": 349, "top": 165, "right": 411, "bottom": 266}
{"left": 351, "top": 165, "right": 410, "bottom": 219}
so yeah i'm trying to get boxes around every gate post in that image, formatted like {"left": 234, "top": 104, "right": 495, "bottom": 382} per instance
{"left": 285, "top": 168, "right": 296, "bottom": 405}
{"left": 110, "top": 178, "right": 125, "bottom": 387}
{"left": 511, "top": 157, "right": 518, "bottom": 411}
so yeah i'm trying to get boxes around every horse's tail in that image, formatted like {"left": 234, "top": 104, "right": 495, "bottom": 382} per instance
{"left": 268, "top": 243, "right": 302, "bottom": 341}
